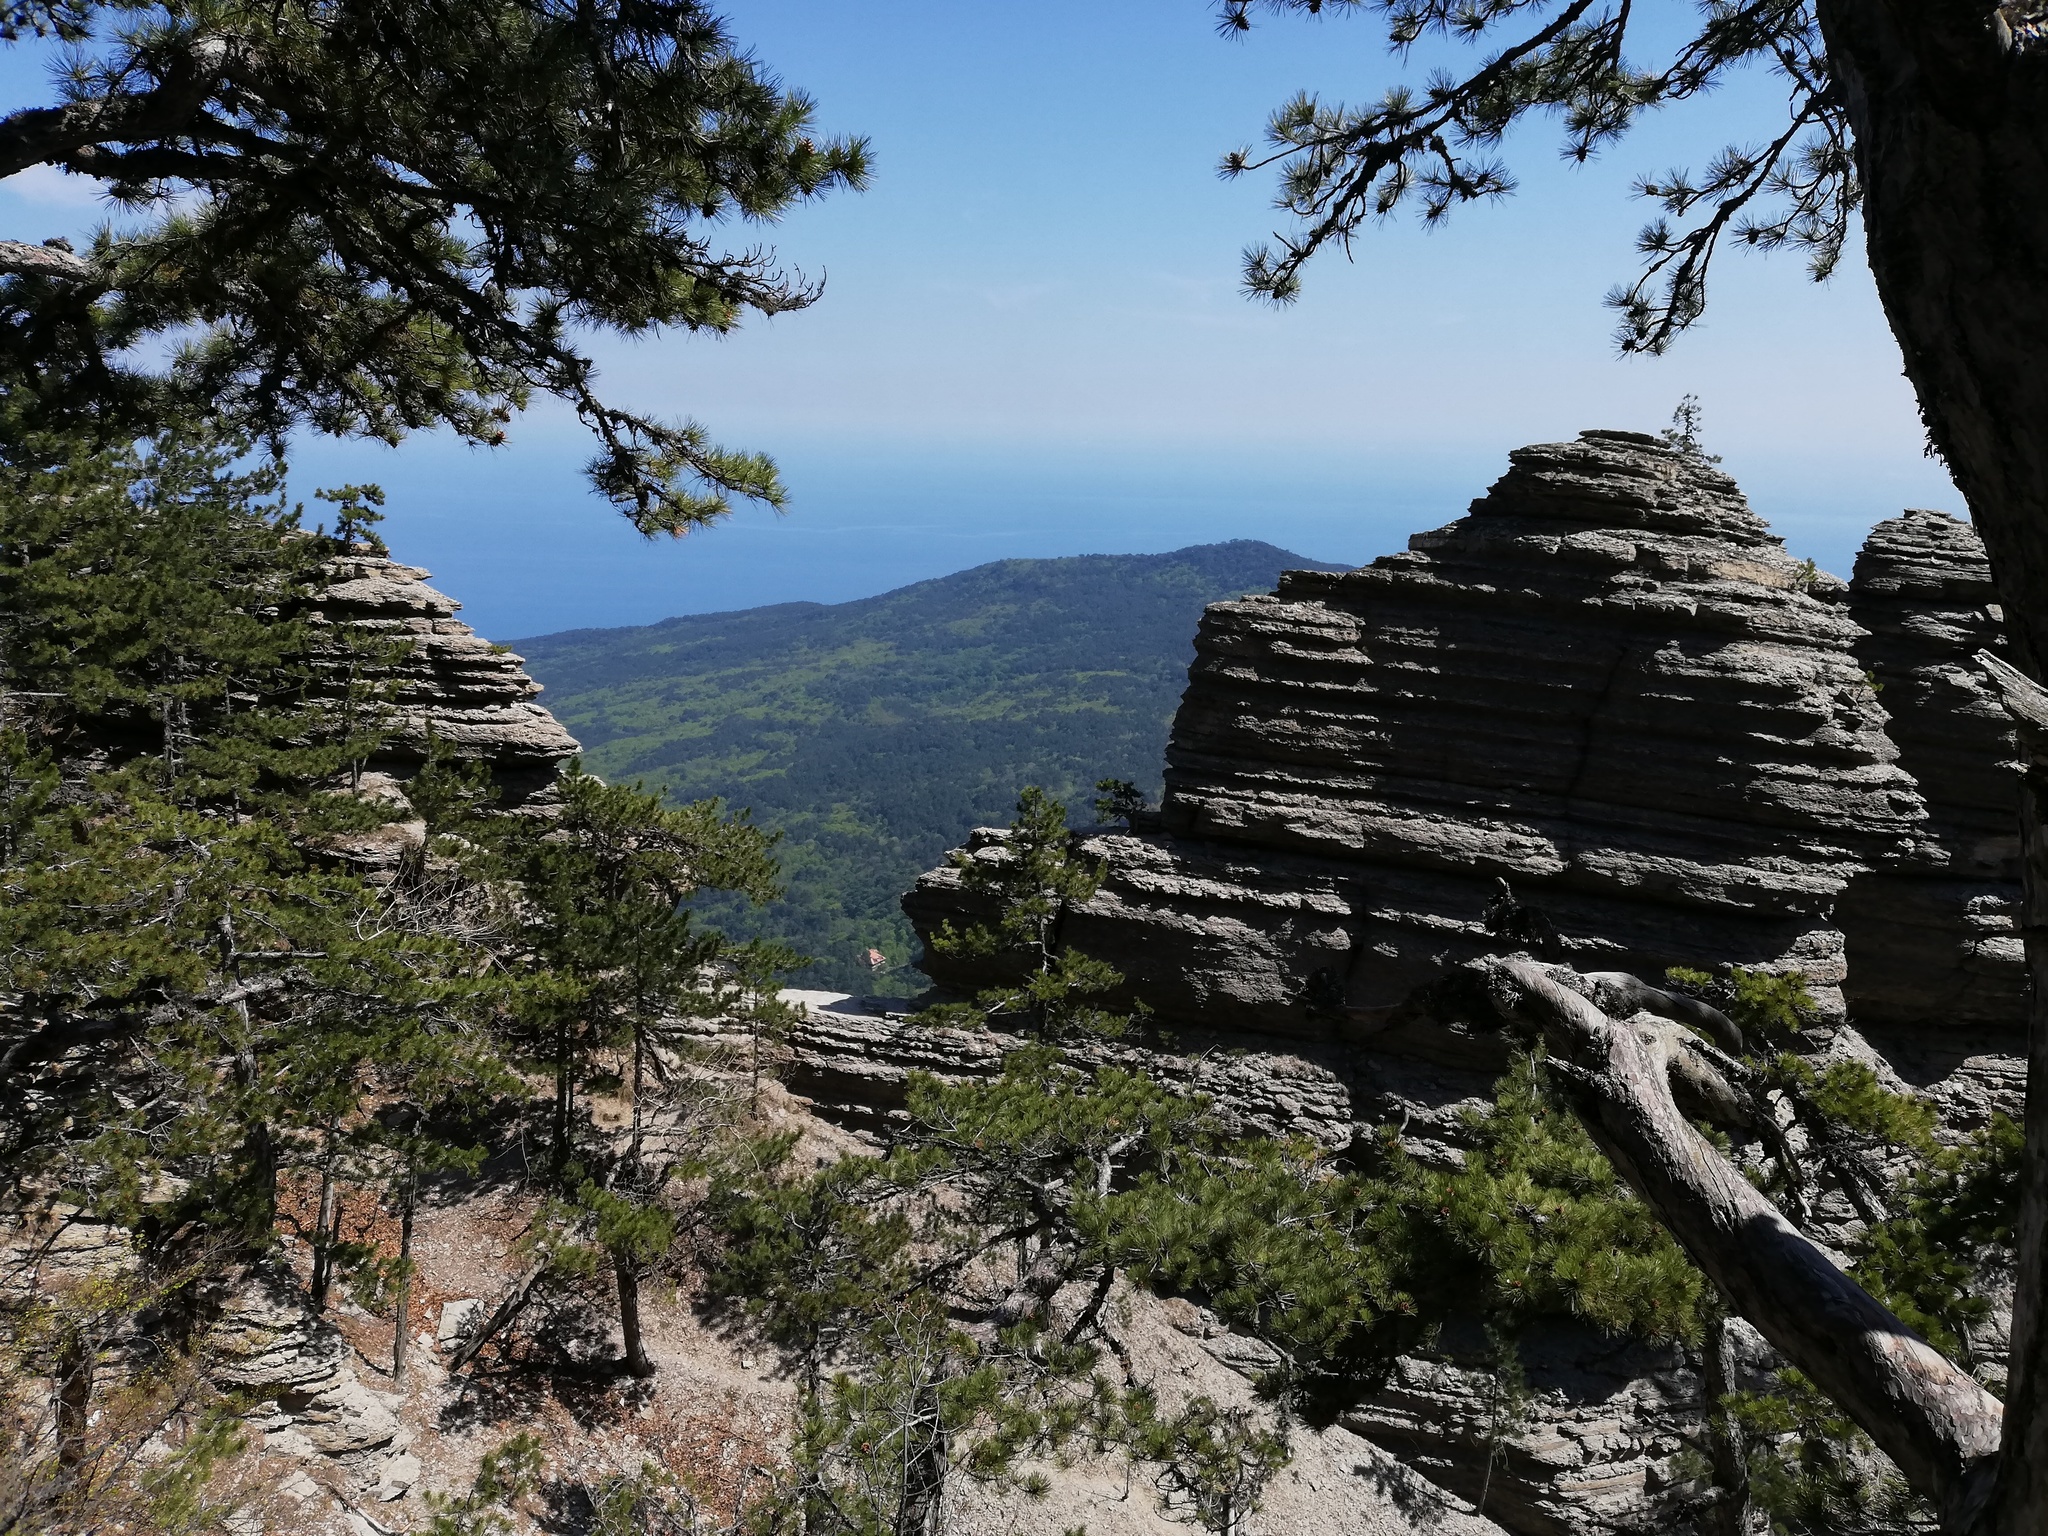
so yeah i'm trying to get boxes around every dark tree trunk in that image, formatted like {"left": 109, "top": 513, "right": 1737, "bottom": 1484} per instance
{"left": 1817, "top": 8, "right": 2048, "bottom": 1530}
{"left": 630, "top": 1014, "right": 645, "bottom": 1175}
{"left": 897, "top": 1386, "right": 948, "bottom": 1536}
{"left": 310, "top": 1150, "right": 337, "bottom": 1310}
{"left": 552, "top": 1017, "right": 573, "bottom": 1181}
{"left": 614, "top": 1249, "right": 655, "bottom": 1378}
{"left": 54, "top": 1326, "right": 90, "bottom": 1471}
{"left": 392, "top": 1164, "right": 415, "bottom": 1385}
{"left": 1701, "top": 1313, "right": 1752, "bottom": 1536}
{"left": 234, "top": 1113, "right": 277, "bottom": 1242}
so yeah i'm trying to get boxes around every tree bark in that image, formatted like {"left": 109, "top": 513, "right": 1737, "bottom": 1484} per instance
{"left": 311, "top": 1152, "right": 337, "bottom": 1310}
{"left": 1815, "top": 11, "right": 2048, "bottom": 1527}
{"left": 445, "top": 1258, "right": 548, "bottom": 1374}
{"left": 630, "top": 1013, "right": 646, "bottom": 1176}
{"left": 392, "top": 1166, "right": 415, "bottom": 1386}
{"left": 1701, "top": 1312, "right": 1752, "bottom": 1536}
{"left": 614, "top": 1250, "right": 655, "bottom": 1378}
{"left": 0, "top": 240, "right": 91, "bottom": 281}
{"left": 1468, "top": 957, "right": 2005, "bottom": 1527}
{"left": 896, "top": 1383, "right": 948, "bottom": 1536}
{"left": 552, "top": 1017, "right": 573, "bottom": 1181}
{"left": 53, "top": 1326, "right": 91, "bottom": 1472}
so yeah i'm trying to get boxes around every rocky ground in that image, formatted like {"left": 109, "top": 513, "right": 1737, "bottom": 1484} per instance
{"left": 98, "top": 1071, "right": 1506, "bottom": 1536}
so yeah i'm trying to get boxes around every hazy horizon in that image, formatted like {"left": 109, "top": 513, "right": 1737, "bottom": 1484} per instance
{"left": 2, "top": 2, "right": 1960, "bottom": 640}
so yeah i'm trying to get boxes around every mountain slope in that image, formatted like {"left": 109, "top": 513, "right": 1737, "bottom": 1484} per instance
{"left": 516, "top": 540, "right": 1344, "bottom": 992}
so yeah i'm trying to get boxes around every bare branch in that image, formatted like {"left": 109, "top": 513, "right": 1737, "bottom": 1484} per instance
{"left": 0, "top": 239, "right": 92, "bottom": 281}
{"left": 1454, "top": 955, "right": 2003, "bottom": 1528}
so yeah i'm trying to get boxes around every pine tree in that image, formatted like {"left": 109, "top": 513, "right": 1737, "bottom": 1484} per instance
{"left": 0, "top": 2, "right": 870, "bottom": 533}
{"left": 504, "top": 767, "right": 791, "bottom": 1377}
{"left": 919, "top": 785, "right": 1136, "bottom": 1045}
{"left": 0, "top": 425, "right": 512, "bottom": 1452}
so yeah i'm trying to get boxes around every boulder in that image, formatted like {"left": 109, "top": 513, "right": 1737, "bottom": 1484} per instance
{"left": 208, "top": 1267, "right": 400, "bottom": 1455}
{"left": 435, "top": 1296, "right": 483, "bottom": 1345}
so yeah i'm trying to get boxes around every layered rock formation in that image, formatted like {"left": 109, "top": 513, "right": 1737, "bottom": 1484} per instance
{"left": 765, "top": 990, "right": 1359, "bottom": 1147}
{"left": 209, "top": 1267, "right": 404, "bottom": 1459}
{"left": 1839, "top": 510, "right": 2025, "bottom": 1047}
{"left": 312, "top": 552, "right": 579, "bottom": 810}
{"left": 889, "top": 436, "right": 2032, "bottom": 1536}
{"left": 760, "top": 987, "right": 1733, "bottom": 1536}
{"left": 910, "top": 430, "right": 1924, "bottom": 1047}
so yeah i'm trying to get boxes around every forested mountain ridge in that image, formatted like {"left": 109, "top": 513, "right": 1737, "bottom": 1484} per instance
{"left": 517, "top": 540, "right": 1346, "bottom": 992}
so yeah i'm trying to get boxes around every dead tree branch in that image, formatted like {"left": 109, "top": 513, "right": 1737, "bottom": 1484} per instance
{"left": 1450, "top": 954, "right": 2003, "bottom": 1530}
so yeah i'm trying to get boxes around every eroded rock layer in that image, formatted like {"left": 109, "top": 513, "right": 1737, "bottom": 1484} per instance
{"left": 1839, "top": 510, "right": 2026, "bottom": 1046}
{"left": 909, "top": 430, "right": 1923, "bottom": 1043}
{"left": 313, "top": 553, "right": 579, "bottom": 809}
{"left": 886, "top": 442, "right": 2041, "bottom": 1536}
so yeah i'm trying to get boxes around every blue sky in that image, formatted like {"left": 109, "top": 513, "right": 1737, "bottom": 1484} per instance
{"left": 2, "top": 4, "right": 1957, "bottom": 639}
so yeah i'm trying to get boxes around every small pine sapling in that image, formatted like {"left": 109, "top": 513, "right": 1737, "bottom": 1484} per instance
{"left": 314, "top": 482, "right": 389, "bottom": 553}
{"left": 1093, "top": 778, "right": 1149, "bottom": 826}
{"left": 422, "top": 1434, "right": 545, "bottom": 1536}
{"left": 920, "top": 785, "right": 1140, "bottom": 1044}
{"left": 1121, "top": 1392, "right": 1290, "bottom": 1536}
{"left": 1659, "top": 395, "right": 1723, "bottom": 462}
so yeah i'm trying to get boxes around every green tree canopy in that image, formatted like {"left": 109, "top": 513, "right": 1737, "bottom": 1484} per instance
{"left": 0, "top": 0, "right": 869, "bottom": 532}
{"left": 1217, "top": 0, "right": 1848, "bottom": 352}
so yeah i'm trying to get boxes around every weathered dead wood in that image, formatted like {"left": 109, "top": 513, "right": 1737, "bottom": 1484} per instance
{"left": 0, "top": 240, "right": 91, "bottom": 281}
{"left": 1581, "top": 970, "right": 1744, "bottom": 1054}
{"left": 1977, "top": 651, "right": 2048, "bottom": 737}
{"left": 1467, "top": 955, "right": 2004, "bottom": 1530}
{"left": 443, "top": 1257, "right": 548, "bottom": 1374}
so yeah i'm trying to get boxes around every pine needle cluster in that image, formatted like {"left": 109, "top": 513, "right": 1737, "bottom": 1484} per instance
{"left": 1097, "top": 1052, "right": 1702, "bottom": 1420}
{"left": 0, "top": 1, "right": 870, "bottom": 534}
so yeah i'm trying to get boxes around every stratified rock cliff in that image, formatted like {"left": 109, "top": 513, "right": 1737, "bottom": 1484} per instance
{"left": 891, "top": 437, "right": 2034, "bottom": 1536}
{"left": 312, "top": 552, "right": 579, "bottom": 809}
{"left": 909, "top": 430, "right": 1922, "bottom": 1046}
{"left": 1839, "top": 510, "right": 2025, "bottom": 1042}
{"left": 893, "top": 433, "right": 1938, "bottom": 1536}
{"left": 1825, "top": 509, "right": 2028, "bottom": 1128}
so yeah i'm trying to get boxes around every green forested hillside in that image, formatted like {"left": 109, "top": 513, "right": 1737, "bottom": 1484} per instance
{"left": 516, "top": 541, "right": 1341, "bottom": 993}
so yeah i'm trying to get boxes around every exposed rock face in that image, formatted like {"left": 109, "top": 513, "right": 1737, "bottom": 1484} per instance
{"left": 765, "top": 990, "right": 1358, "bottom": 1148}
{"left": 762, "top": 991, "right": 1725, "bottom": 1536}
{"left": 910, "top": 431, "right": 1922, "bottom": 1046}
{"left": 0, "top": 1215, "right": 400, "bottom": 1462}
{"left": 1340, "top": 1322, "right": 1716, "bottom": 1536}
{"left": 891, "top": 436, "right": 2046, "bottom": 1536}
{"left": 313, "top": 553, "right": 579, "bottom": 810}
{"left": 1839, "top": 510, "right": 2026, "bottom": 1056}
{"left": 208, "top": 1266, "right": 402, "bottom": 1455}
